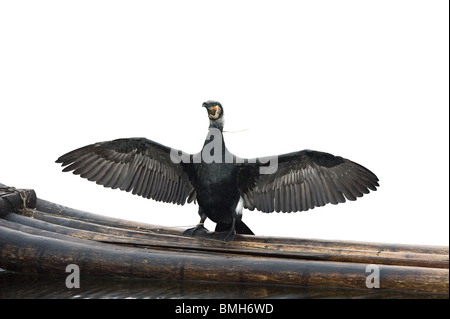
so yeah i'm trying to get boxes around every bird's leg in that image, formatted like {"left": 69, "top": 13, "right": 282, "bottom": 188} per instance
{"left": 197, "top": 214, "right": 207, "bottom": 228}
{"left": 182, "top": 211, "right": 209, "bottom": 237}
{"left": 215, "top": 217, "right": 237, "bottom": 242}
{"left": 215, "top": 198, "right": 243, "bottom": 241}
{"left": 223, "top": 218, "right": 237, "bottom": 241}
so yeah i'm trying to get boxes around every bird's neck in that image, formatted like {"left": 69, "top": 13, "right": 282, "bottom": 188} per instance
{"left": 203, "top": 118, "right": 226, "bottom": 160}
{"left": 209, "top": 117, "right": 224, "bottom": 132}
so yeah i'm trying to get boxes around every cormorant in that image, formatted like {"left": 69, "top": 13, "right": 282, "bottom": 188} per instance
{"left": 56, "top": 101, "right": 379, "bottom": 241}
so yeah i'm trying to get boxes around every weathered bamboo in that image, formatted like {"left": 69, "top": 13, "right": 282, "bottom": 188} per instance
{"left": 32, "top": 198, "right": 450, "bottom": 269}
{"left": 4, "top": 211, "right": 449, "bottom": 269}
{"left": 35, "top": 197, "right": 180, "bottom": 235}
{"left": 0, "top": 223, "right": 448, "bottom": 294}
{"left": 35, "top": 197, "right": 449, "bottom": 256}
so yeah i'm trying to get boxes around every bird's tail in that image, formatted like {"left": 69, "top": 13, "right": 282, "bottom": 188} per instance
{"left": 236, "top": 221, "right": 254, "bottom": 235}
{"left": 215, "top": 221, "right": 254, "bottom": 235}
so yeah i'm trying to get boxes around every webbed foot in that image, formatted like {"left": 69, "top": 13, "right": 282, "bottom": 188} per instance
{"left": 214, "top": 229, "right": 236, "bottom": 242}
{"left": 182, "top": 224, "right": 209, "bottom": 237}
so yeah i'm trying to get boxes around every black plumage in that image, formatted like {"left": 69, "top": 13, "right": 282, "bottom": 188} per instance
{"left": 240, "top": 150, "right": 378, "bottom": 213}
{"left": 56, "top": 101, "right": 379, "bottom": 241}
{"left": 57, "top": 138, "right": 195, "bottom": 205}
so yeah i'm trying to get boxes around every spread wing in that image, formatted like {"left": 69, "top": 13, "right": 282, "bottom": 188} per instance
{"left": 239, "top": 150, "right": 379, "bottom": 213}
{"left": 56, "top": 138, "right": 196, "bottom": 205}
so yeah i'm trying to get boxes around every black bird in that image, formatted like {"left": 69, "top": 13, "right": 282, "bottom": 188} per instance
{"left": 56, "top": 101, "right": 379, "bottom": 241}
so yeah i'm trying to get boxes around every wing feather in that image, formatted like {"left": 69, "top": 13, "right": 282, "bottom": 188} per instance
{"left": 240, "top": 150, "right": 378, "bottom": 213}
{"left": 56, "top": 138, "right": 195, "bottom": 205}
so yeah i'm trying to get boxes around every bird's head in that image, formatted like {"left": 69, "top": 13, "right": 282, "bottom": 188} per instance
{"left": 203, "top": 100, "right": 223, "bottom": 121}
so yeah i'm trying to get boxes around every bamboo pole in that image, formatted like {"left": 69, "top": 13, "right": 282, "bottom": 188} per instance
{"left": 0, "top": 223, "right": 448, "bottom": 294}
{"left": 4, "top": 212, "right": 449, "bottom": 269}
{"left": 35, "top": 197, "right": 449, "bottom": 256}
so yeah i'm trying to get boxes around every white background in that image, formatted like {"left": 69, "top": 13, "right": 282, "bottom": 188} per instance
{"left": 1, "top": 1, "right": 448, "bottom": 246}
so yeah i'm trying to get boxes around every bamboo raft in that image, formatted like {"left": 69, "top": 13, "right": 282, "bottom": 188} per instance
{"left": 1, "top": 183, "right": 448, "bottom": 298}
